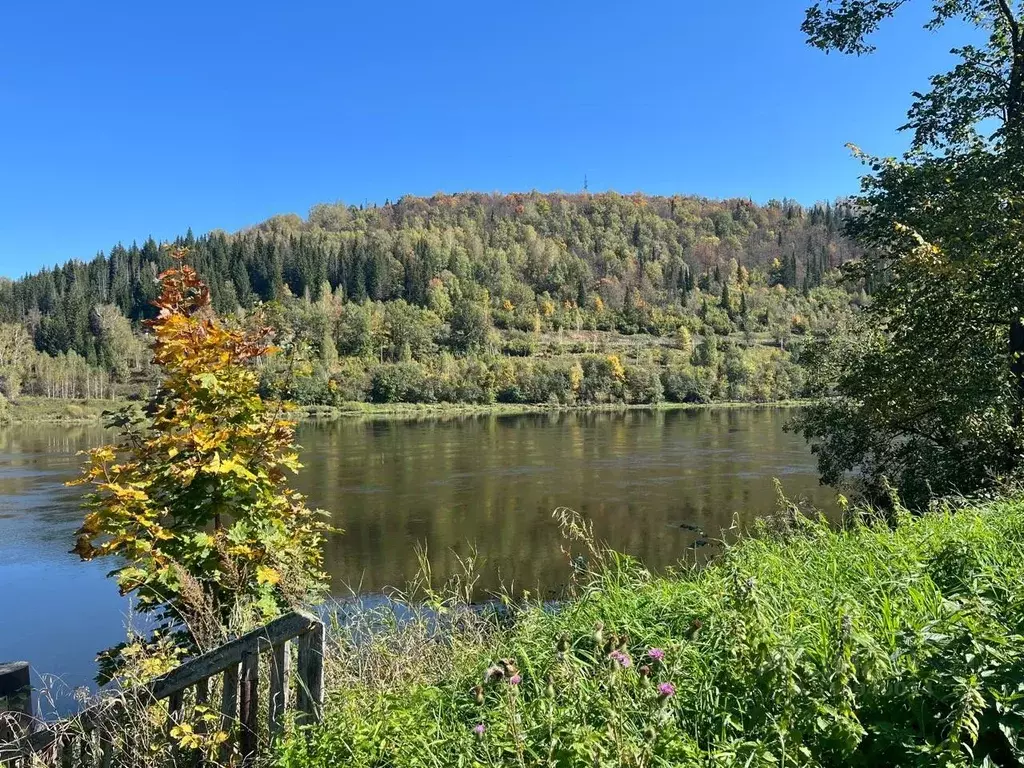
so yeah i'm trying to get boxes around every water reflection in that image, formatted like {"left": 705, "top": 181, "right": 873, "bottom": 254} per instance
{"left": 297, "top": 408, "right": 836, "bottom": 597}
{"left": 0, "top": 406, "right": 834, "bottom": 697}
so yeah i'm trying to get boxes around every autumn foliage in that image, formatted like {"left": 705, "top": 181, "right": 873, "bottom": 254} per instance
{"left": 71, "top": 250, "right": 329, "bottom": 650}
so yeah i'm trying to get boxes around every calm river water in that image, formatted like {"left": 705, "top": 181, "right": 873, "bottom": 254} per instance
{"left": 0, "top": 407, "right": 834, "bottom": 706}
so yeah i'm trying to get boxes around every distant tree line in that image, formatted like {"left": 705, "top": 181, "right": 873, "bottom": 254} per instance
{"left": 0, "top": 191, "right": 862, "bottom": 407}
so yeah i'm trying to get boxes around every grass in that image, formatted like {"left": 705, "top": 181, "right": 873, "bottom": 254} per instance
{"left": 279, "top": 496, "right": 1024, "bottom": 768}
{"left": 4, "top": 396, "right": 126, "bottom": 423}
{"left": 295, "top": 399, "right": 815, "bottom": 422}
{"left": 1, "top": 394, "right": 815, "bottom": 425}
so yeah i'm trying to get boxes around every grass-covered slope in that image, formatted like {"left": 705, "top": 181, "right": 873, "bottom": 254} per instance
{"left": 280, "top": 498, "right": 1024, "bottom": 767}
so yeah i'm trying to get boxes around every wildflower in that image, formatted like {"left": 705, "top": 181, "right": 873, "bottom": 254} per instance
{"left": 609, "top": 650, "right": 632, "bottom": 668}
{"left": 473, "top": 723, "right": 486, "bottom": 740}
{"left": 556, "top": 633, "right": 570, "bottom": 653}
{"left": 638, "top": 664, "right": 652, "bottom": 678}
{"left": 647, "top": 647, "right": 665, "bottom": 662}
{"left": 545, "top": 674, "right": 555, "bottom": 698}
{"left": 499, "top": 658, "right": 519, "bottom": 676}
{"left": 657, "top": 682, "right": 676, "bottom": 699}
{"left": 509, "top": 673, "right": 522, "bottom": 685}
{"left": 472, "top": 685, "right": 485, "bottom": 705}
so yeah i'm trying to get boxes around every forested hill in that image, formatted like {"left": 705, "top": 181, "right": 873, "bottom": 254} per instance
{"left": 0, "top": 192, "right": 856, "bottom": 355}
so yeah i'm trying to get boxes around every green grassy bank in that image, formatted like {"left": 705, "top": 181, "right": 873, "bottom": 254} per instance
{"left": 280, "top": 496, "right": 1024, "bottom": 768}
{"left": 296, "top": 398, "right": 814, "bottom": 421}
{"left": 0, "top": 395, "right": 814, "bottom": 425}
{"left": 0, "top": 395, "right": 126, "bottom": 423}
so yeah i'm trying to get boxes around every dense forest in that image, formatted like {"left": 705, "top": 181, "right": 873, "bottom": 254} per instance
{"left": 0, "top": 191, "right": 862, "bottom": 408}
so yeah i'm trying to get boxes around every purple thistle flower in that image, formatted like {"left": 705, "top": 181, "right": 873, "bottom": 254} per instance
{"left": 647, "top": 647, "right": 665, "bottom": 662}
{"left": 657, "top": 682, "right": 676, "bottom": 698}
{"left": 509, "top": 673, "right": 522, "bottom": 685}
{"left": 473, "top": 723, "right": 486, "bottom": 736}
{"left": 609, "top": 650, "right": 632, "bottom": 668}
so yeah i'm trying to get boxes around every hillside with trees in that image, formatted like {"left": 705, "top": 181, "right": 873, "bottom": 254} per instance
{"left": 0, "top": 191, "right": 861, "bottom": 410}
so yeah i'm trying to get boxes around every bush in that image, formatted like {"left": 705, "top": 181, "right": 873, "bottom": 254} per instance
{"left": 662, "top": 363, "right": 701, "bottom": 403}
{"left": 578, "top": 354, "right": 625, "bottom": 404}
{"left": 288, "top": 364, "right": 337, "bottom": 406}
{"left": 330, "top": 360, "right": 371, "bottom": 402}
{"left": 280, "top": 495, "right": 1024, "bottom": 768}
{"left": 501, "top": 331, "right": 537, "bottom": 357}
{"left": 369, "top": 361, "right": 433, "bottom": 403}
{"left": 623, "top": 363, "right": 664, "bottom": 404}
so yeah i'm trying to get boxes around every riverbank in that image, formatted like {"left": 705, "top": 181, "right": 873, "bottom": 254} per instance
{"left": 0, "top": 396, "right": 126, "bottom": 423}
{"left": 298, "top": 398, "right": 814, "bottom": 421}
{"left": 280, "top": 493, "right": 1024, "bottom": 768}
{"left": 1, "top": 396, "right": 815, "bottom": 425}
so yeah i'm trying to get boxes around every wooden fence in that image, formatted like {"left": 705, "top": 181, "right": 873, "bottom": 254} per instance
{"left": 0, "top": 610, "right": 325, "bottom": 767}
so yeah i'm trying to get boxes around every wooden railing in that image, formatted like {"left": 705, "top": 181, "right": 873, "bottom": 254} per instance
{"left": 0, "top": 610, "right": 325, "bottom": 767}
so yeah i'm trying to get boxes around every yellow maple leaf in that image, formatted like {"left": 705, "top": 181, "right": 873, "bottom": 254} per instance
{"left": 256, "top": 565, "right": 282, "bottom": 585}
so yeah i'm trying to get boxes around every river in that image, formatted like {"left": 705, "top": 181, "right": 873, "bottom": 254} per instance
{"left": 0, "top": 406, "right": 834, "bottom": 709}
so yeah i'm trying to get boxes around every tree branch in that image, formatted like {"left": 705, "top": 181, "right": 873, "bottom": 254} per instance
{"left": 997, "top": 0, "right": 1021, "bottom": 54}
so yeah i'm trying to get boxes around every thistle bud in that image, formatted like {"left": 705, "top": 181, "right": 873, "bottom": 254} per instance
{"left": 686, "top": 618, "right": 703, "bottom": 641}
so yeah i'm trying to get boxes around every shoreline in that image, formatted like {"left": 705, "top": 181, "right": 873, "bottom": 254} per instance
{"left": 2, "top": 396, "right": 815, "bottom": 425}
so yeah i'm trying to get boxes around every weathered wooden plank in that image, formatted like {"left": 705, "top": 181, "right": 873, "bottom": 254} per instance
{"left": 268, "top": 642, "right": 290, "bottom": 740}
{"left": 2, "top": 610, "right": 324, "bottom": 766}
{"left": 188, "top": 678, "right": 211, "bottom": 768}
{"left": 98, "top": 727, "right": 113, "bottom": 768}
{"left": 218, "top": 664, "right": 239, "bottom": 766}
{"left": 0, "top": 696, "right": 120, "bottom": 763}
{"left": 149, "top": 611, "right": 319, "bottom": 702}
{"left": 59, "top": 735, "right": 74, "bottom": 768}
{"left": 168, "top": 690, "right": 183, "bottom": 719}
{"left": 167, "top": 688, "right": 185, "bottom": 766}
{"left": 239, "top": 651, "right": 259, "bottom": 765}
{"left": 78, "top": 728, "right": 93, "bottom": 768}
{"left": 296, "top": 623, "right": 324, "bottom": 726}
{"left": 0, "top": 663, "right": 32, "bottom": 724}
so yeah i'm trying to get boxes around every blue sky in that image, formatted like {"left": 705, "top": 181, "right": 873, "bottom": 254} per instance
{"left": 0, "top": 0, "right": 968, "bottom": 277}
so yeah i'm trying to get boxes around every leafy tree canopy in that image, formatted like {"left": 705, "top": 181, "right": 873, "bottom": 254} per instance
{"left": 797, "top": 0, "right": 1024, "bottom": 506}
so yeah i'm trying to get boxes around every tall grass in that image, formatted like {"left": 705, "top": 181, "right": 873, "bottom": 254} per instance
{"left": 280, "top": 496, "right": 1024, "bottom": 768}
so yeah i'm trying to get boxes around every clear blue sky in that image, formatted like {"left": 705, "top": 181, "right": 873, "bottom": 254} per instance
{"left": 0, "top": 0, "right": 968, "bottom": 277}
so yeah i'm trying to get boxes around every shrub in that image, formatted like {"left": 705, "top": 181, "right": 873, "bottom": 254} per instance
{"left": 623, "top": 363, "right": 664, "bottom": 404}
{"left": 70, "top": 253, "right": 330, "bottom": 667}
{"left": 579, "top": 354, "right": 626, "bottom": 403}
{"left": 330, "top": 359, "right": 371, "bottom": 402}
{"left": 502, "top": 330, "right": 537, "bottom": 357}
{"left": 370, "top": 361, "right": 432, "bottom": 403}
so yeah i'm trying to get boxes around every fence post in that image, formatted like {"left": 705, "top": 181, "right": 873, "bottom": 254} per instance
{"left": 268, "top": 642, "right": 290, "bottom": 740}
{"left": 0, "top": 662, "right": 33, "bottom": 743}
{"left": 239, "top": 651, "right": 259, "bottom": 765}
{"left": 296, "top": 624, "right": 324, "bottom": 726}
